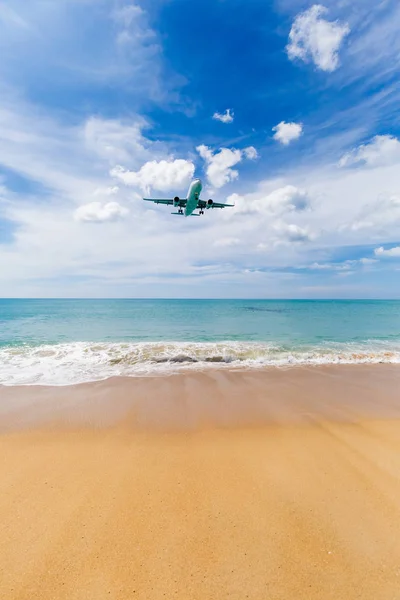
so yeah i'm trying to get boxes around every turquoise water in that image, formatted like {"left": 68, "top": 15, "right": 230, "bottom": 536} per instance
{"left": 0, "top": 299, "right": 400, "bottom": 385}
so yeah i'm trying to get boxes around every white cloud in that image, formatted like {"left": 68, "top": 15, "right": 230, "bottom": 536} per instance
{"left": 197, "top": 145, "right": 257, "bottom": 188}
{"left": 257, "top": 243, "right": 268, "bottom": 251}
{"left": 113, "top": 4, "right": 156, "bottom": 50}
{"left": 274, "top": 222, "right": 315, "bottom": 243}
{"left": 93, "top": 186, "right": 119, "bottom": 197}
{"left": 273, "top": 121, "right": 303, "bottom": 145}
{"left": 213, "top": 237, "right": 240, "bottom": 247}
{"left": 212, "top": 109, "right": 234, "bottom": 124}
{"left": 111, "top": 159, "right": 195, "bottom": 193}
{"left": 113, "top": 4, "right": 144, "bottom": 28}
{"left": 345, "top": 192, "right": 400, "bottom": 232}
{"left": 374, "top": 246, "right": 400, "bottom": 257}
{"left": 309, "top": 258, "right": 377, "bottom": 270}
{"left": 231, "top": 185, "right": 310, "bottom": 215}
{"left": 309, "top": 262, "right": 349, "bottom": 270}
{"left": 197, "top": 145, "right": 242, "bottom": 188}
{"left": 287, "top": 5, "right": 350, "bottom": 72}
{"left": 339, "top": 135, "right": 400, "bottom": 168}
{"left": 74, "top": 201, "right": 129, "bottom": 223}
{"left": 84, "top": 117, "right": 150, "bottom": 164}
{"left": 244, "top": 146, "right": 258, "bottom": 159}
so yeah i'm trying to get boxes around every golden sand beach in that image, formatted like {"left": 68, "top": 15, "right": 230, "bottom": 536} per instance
{"left": 1, "top": 365, "right": 400, "bottom": 599}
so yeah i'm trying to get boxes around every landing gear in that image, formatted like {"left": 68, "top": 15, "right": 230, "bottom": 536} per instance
{"left": 178, "top": 208, "right": 184, "bottom": 214}
{"left": 199, "top": 210, "right": 204, "bottom": 215}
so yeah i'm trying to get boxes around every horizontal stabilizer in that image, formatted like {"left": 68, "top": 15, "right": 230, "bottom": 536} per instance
{"left": 170, "top": 211, "right": 184, "bottom": 215}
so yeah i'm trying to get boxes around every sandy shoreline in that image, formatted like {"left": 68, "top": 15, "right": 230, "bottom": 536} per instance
{"left": 1, "top": 365, "right": 400, "bottom": 599}
{"left": 1, "top": 364, "right": 400, "bottom": 431}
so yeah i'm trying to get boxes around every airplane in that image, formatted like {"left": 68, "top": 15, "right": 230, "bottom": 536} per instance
{"left": 143, "top": 178, "right": 234, "bottom": 216}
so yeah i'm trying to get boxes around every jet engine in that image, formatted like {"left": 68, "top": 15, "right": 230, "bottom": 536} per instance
{"left": 207, "top": 199, "right": 213, "bottom": 208}
{"left": 173, "top": 196, "right": 180, "bottom": 207}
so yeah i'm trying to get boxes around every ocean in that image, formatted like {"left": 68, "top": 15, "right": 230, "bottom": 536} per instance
{"left": 0, "top": 299, "right": 400, "bottom": 385}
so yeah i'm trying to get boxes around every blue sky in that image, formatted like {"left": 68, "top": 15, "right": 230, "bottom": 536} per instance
{"left": 0, "top": 0, "right": 400, "bottom": 298}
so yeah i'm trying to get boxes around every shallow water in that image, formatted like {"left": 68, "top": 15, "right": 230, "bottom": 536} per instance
{"left": 0, "top": 299, "right": 400, "bottom": 385}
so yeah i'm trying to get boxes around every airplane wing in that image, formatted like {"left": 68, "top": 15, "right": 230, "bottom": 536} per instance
{"left": 197, "top": 199, "right": 234, "bottom": 209}
{"left": 143, "top": 198, "right": 187, "bottom": 207}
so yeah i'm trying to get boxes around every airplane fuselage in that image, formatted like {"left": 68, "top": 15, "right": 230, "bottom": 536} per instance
{"left": 185, "top": 179, "right": 202, "bottom": 216}
{"left": 143, "top": 178, "right": 233, "bottom": 214}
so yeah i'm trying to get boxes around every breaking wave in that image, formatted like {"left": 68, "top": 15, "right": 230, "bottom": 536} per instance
{"left": 0, "top": 340, "right": 400, "bottom": 386}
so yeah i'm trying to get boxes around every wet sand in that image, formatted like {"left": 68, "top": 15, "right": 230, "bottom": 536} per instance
{"left": 1, "top": 365, "right": 400, "bottom": 599}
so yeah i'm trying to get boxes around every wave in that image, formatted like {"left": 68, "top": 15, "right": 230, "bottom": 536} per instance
{"left": 0, "top": 340, "right": 400, "bottom": 386}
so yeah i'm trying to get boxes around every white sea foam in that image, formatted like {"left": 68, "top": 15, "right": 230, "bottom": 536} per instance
{"left": 0, "top": 341, "right": 399, "bottom": 386}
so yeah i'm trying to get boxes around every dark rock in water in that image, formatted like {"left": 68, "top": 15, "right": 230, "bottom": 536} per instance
{"left": 205, "top": 356, "right": 226, "bottom": 363}
{"left": 244, "top": 306, "right": 285, "bottom": 313}
{"left": 155, "top": 355, "right": 198, "bottom": 363}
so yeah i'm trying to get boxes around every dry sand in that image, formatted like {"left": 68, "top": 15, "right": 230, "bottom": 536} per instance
{"left": 1, "top": 365, "right": 400, "bottom": 599}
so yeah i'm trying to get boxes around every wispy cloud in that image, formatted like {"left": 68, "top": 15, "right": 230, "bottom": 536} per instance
{"left": 0, "top": 0, "right": 177, "bottom": 104}
{"left": 0, "top": 3, "right": 31, "bottom": 29}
